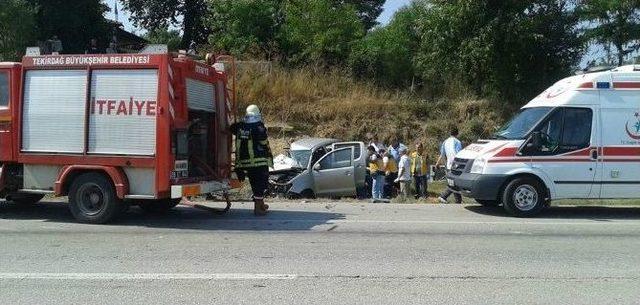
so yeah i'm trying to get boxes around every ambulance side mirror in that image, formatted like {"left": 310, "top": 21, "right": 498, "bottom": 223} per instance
{"left": 313, "top": 163, "right": 321, "bottom": 171}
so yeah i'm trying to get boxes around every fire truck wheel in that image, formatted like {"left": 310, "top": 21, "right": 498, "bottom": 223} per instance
{"left": 69, "top": 173, "right": 122, "bottom": 224}
{"left": 502, "top": 177, "right": 545, "bottom": 217}
{"left": 138, "top": 199, "right": 182, "bottom": 213}
{"left": 10, "top": 193, "right": 45, "bottom": 205}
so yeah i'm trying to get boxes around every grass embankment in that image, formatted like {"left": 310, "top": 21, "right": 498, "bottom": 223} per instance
{"left": 235, "top": 63, "right": 503, "bottom": 159}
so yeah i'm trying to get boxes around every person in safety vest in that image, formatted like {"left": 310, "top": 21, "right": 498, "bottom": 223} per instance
{"left": 231, "top": 105, "right": 273, "bottom": 216}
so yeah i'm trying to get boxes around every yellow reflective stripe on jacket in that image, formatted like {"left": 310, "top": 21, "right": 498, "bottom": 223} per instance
{"left": 385, "top": 158, "right": 398, "bottom": 173}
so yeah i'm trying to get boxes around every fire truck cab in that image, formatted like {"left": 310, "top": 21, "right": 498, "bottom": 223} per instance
{"left": 0, "top": 46, "right": 234, "bottom": 223}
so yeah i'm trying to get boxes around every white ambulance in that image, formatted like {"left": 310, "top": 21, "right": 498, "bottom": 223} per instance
{"left": 450, "top": 65, "right": 640, "bottom": 216}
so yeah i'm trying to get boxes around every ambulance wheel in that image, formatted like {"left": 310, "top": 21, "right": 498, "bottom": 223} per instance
{"left": 475, "top": 199, "right": 500, "bottom": 207}
{"left": 69, "top": 173, "right": 122, "bottom": 224}
{"left": 138, "top": 199, "right": 181, "bottom": 213}
{"left": 10, "top": 193, "right": 45, "bottom": 205}
{"left": 502, "top": 177, "right": 545, "bottom": 217}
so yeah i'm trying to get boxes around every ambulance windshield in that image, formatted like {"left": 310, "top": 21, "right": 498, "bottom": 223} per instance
{"left": 494, "top": 107, "right": 552, "bottom": 140}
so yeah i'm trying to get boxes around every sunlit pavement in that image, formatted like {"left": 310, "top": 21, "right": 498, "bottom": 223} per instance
{"left": 1, "top": 200, "right": 640, "bottom": 305}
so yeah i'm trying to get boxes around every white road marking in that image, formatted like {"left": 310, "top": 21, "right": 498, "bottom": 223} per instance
{"left": 0, "top": 273, "right": 298, "bottom": 280}
{"left": 218, "top": 218, "right": 640, "bottom": 226}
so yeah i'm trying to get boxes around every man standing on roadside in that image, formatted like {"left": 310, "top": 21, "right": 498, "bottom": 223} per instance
{"left": 436, "top": 127, "right": 463, "bottom": 204}
{"left": 388, "top": 137, "right": 408, "bottom": 163}
{"left": 411, "top": 142, "right": 429, "bottom": 199}
{"left": 231, "top": 105, "right": 273, "bottom": 216}
{"left": 395, "top": 147, "right": 412, "bottom": 200}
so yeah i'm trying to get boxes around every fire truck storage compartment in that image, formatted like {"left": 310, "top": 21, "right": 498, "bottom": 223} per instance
{"left": 22, "top": 69, "right": 159, "bottom": 155}
{"left": 88, "top": 69, "right": 158, "bottom": 155}
{"left": 185, "top": 78, "right": 216, "bottom": 177}
{"left": 22, "top": 70, "right": 87, "bottom": 153}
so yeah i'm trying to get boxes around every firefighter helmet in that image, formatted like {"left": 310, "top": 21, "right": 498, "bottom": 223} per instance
{"left": 246, "top": 105, "right": 261, "bottom": 116}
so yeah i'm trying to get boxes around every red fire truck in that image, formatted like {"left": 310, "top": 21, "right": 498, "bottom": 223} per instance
{"left": 0, "top": 47, "right": 235, "bottom": 223}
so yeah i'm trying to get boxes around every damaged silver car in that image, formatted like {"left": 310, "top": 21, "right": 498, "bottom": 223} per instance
{"left": 269, "top": 138, "right": 366, "bottom": 198}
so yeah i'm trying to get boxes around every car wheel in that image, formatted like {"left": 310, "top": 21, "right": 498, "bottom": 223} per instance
{"left": 300, "top": 189, "right": 315, "bottom": 199}
{"left": 69, "top": 173, "right": 122, "bottom": 224}
{"left": 475, "top": 199, "right": 500, "bottom": 207}
{"left": 502, "top": 177, "right": 546, "bottom": 217}
{"left": 10, "top": 193, "right": 45, "bottom": 205}
{"left": 139, "top": 199, "right": 181, "bottom": 213}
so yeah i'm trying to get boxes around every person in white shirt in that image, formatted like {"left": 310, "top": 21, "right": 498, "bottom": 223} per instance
{"left": 395, "top": 147, "right": 412, "bottom": 200}
{"left": 366, "top": 133, "right": 385, "bottom": 154}
{"left": 435, "top": 127, "right": 463, "bottom": 204}
{"left": 388, "top": 137, "right": 408, "bottom": 163}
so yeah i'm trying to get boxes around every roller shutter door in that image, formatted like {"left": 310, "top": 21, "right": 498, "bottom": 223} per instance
{"left": 186, "top": 78, "right": 215, "bottom": 112}
{"left": 22, "top": 70, "right": 87, "bottom": 153}
{"left": 88, "top": 69, "right": 158, "bottom": 156}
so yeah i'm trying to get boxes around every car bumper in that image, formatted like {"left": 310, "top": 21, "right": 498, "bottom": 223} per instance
{"left": 448, "top": 173, "right": 509, "bottom": 201}
{"left": 171, "top": 180, "right": 230, "bottom": 199}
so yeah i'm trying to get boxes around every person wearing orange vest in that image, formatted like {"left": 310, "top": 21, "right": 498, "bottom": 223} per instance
{"left": 411, "top": 143, "right": 429, "bottom": 199}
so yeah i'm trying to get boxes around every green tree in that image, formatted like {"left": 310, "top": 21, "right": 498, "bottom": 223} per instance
{"left": 144, "top": 28, "right": 182, "bottom": 51}
{"left": 26, "top": 0, "right": 110, "bottom": 54}
{"left": 0, "top": 0, "right": 36, "bottom": 61}
{"left": 281, "top": 0, "right": 365, "bottom": 66}
{"left": 349, "top": 4, "right": 422, "bottom": 87}
{"left": 415, "top": 0, "right": 583, "bottom": 104}
{"left": 578, "top": 0, "right": 640, "bottom": 66}
{"left": 208, "top": 0, "right": 283, "bottom": 59}
{"left": 336, "top": 0, "right": 385, "bottom": 31}
{"left": 121, "top": 0, "right": 209, "bottom": 49}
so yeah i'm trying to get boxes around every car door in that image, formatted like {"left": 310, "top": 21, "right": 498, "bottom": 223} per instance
{"left": 332, "top": 142, "right": 366, "bottom": 189}
{"left": 529, "top": 107, "right": 598, "bottom": 199}
{"left": 312, "top": 147, "right": 356, "bottom": 197}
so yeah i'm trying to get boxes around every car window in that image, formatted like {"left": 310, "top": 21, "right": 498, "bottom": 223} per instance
{"left": 319, "top": 148, "right": 352, "bottom": 170}
{"left": 291, "top": 150, "right": 312, "bottom": 168}
{"left": 333, "top": 143, "right": 361, "bottom": 159}
{"left": 310, "top": 147, "right": 327, "bottom": 166}
{"left": 0, "top": 72, "right": 8, "bottom": 108}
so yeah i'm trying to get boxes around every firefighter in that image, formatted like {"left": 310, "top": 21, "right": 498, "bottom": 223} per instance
{"left": 231, "top": 105, "right": 273, "bottom": 216}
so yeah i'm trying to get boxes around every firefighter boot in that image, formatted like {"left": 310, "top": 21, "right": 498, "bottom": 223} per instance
{"left": 254, "top": 198, "right": 268, "bottom": 216}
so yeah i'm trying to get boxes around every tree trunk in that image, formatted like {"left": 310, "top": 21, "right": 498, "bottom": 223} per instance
{"left": 181, "top": 0, "right": 196, "bottom": 50}
{"left": 616, "top": 42, "right": 625, "bottom": 66}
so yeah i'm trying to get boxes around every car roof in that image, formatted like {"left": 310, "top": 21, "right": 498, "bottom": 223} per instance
{"left": 290, "top": 138, "right": 339, "bottom": 150}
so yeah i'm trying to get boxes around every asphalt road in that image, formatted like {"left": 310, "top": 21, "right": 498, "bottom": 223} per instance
{"left": 1, "top": 199, "right": 640, "bottom": 305}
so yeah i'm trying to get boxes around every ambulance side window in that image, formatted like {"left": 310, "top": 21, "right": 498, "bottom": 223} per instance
{"left": 530, "top": 107, "right": 592, "bottom": 155}
{"left": 560, "top": 108, "right": 592, "bottom": 151}
{"left": 0, "top": 72, "right": 8, "bottom": 108}
{"left": 532, "top": 109, "right": 563, "bottom": 155}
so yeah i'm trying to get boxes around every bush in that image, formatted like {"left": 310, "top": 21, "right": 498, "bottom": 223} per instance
{"left": 235, "top": 62, "right": 505, "bottom": 160}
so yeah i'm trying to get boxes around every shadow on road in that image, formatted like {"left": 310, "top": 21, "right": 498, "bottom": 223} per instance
{"left": 465, "top": 204, "right": 640, "bottom": 220}
{"left": 0, "top": 201, "right": 345, "bottom": 231}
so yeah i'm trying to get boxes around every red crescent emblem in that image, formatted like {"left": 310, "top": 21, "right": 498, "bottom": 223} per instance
{"left": 625, "top": 121, "right": 640, "bottom": 140}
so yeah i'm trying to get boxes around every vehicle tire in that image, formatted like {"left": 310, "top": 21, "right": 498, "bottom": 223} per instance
{"left": 300, "top": 189, "right": 316, "bottom": 199}
{"left": 138, "top": 199, "right": 181, "bottom": 213}
{"left": 475, "top": 199, "right": 500, "bottom": 207}
{"left": 68, "top": 173, "right": 122, "bottom": 224}
{"left": 10, "top": 193, "right": 45, "bottom": 205}
{"left": 502, "top": 177, "right": 546, "bottom": 217}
